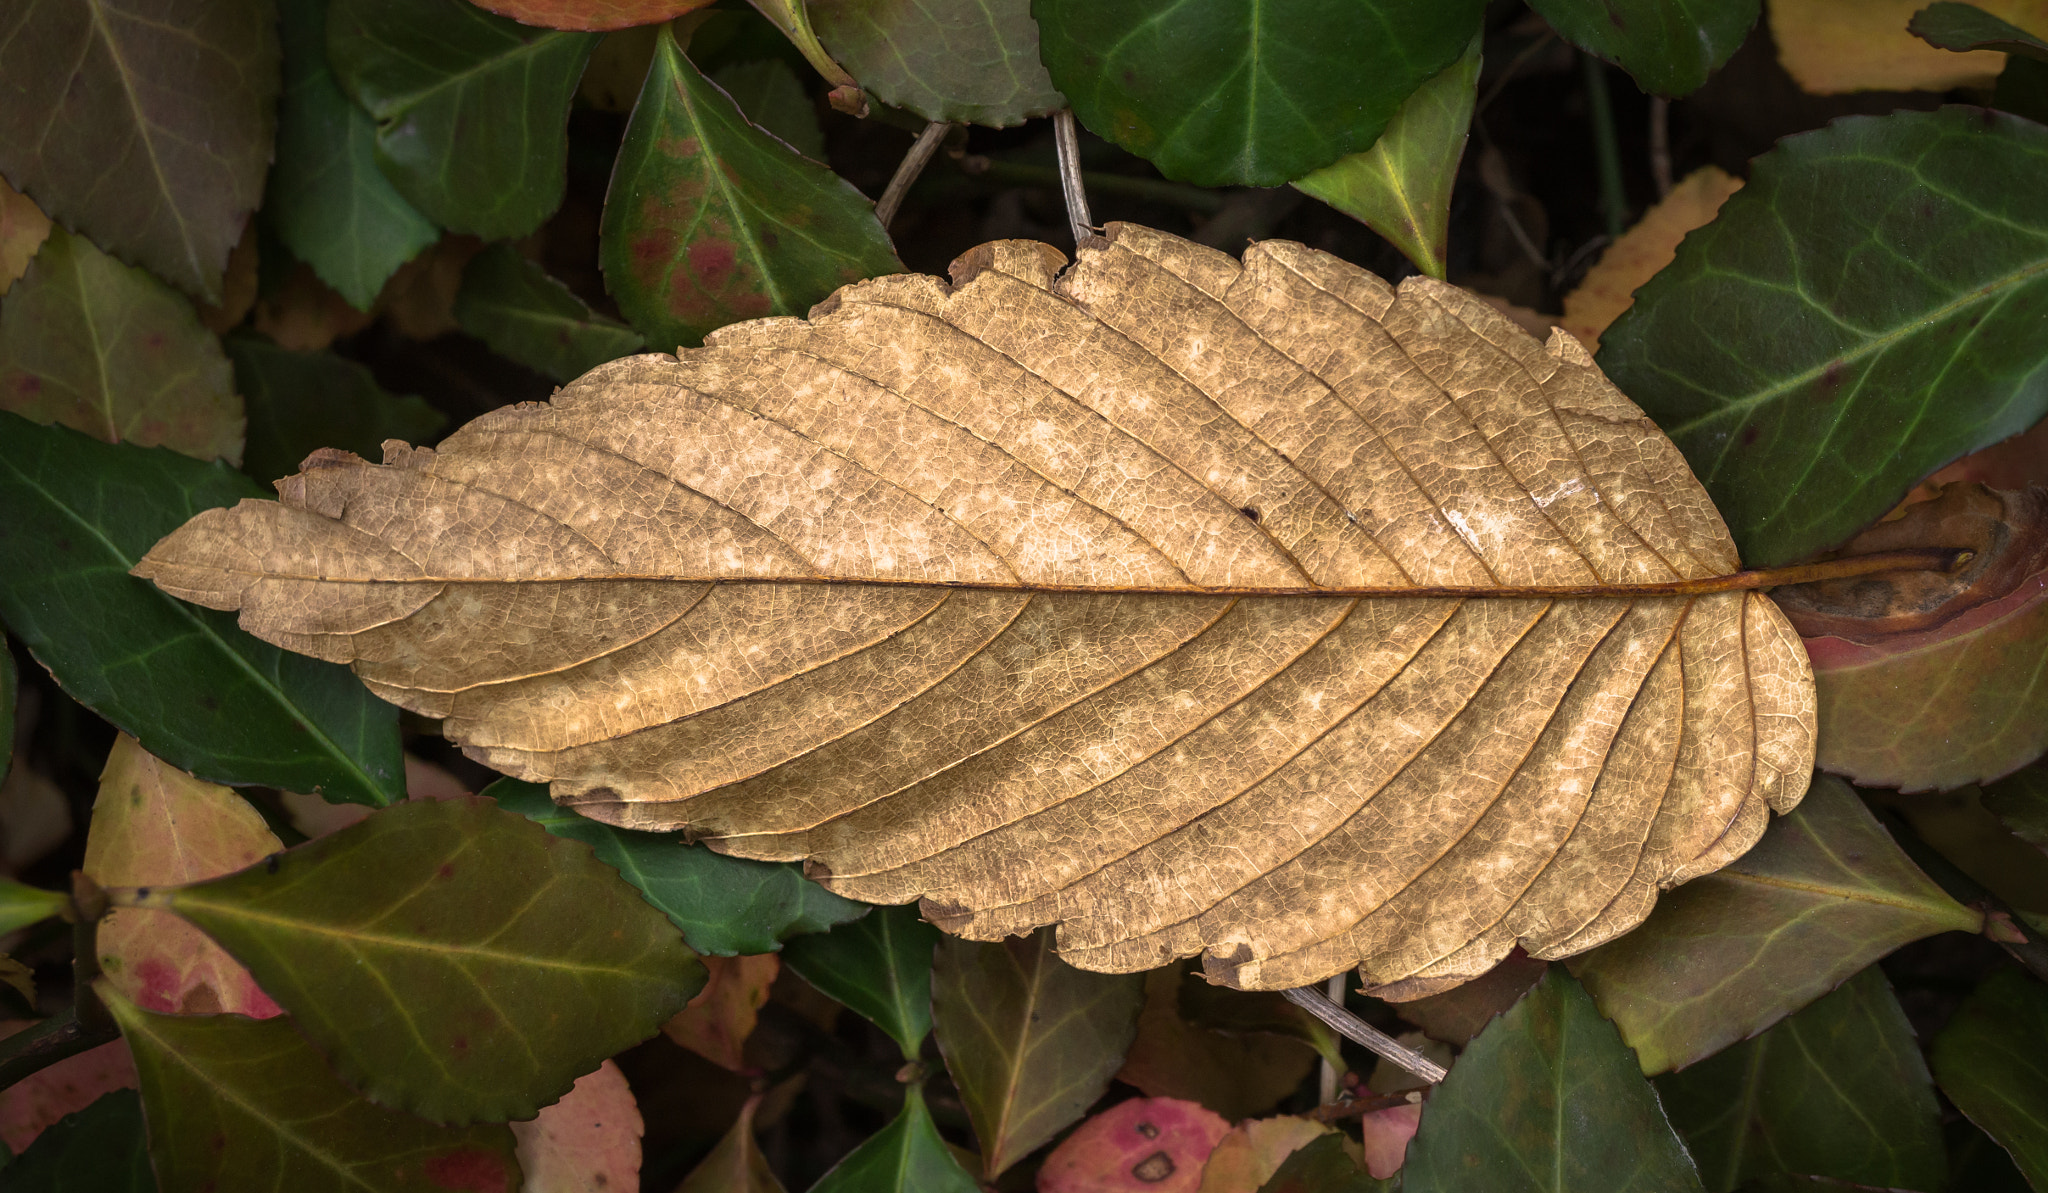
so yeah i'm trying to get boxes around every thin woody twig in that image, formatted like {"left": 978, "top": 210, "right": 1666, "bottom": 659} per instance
{"left": 1319, "top": 972, "right": 1344, "bottom": 1104}
{"left": 1306, "top": 1089, "right": 1424, "bottom": 1123}
{"left": 1054, "top": 109, "right": 1095, "bottom": 246}
{"left": 875, "top": 121, "right": 953, "bottom": 232}
{"left": 1284, "top": 985, "right": 1448, "bottom": 1085}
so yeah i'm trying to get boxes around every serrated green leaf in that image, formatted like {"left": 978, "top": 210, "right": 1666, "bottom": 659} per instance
{"left": 1984, "top": 759, "right": 2048, "bottom": 852}
{"left": 1404, "top": 967, "right": 1705, "bottom": 1193}
{"left": 1656, "top": 966, "right": 1944, "bottom": 1193}
{"left": 225, "top": 334, "right": 445, "bottom": 485}
{"left": 809, "top": 1083, "right": 980, "bottom": 1193}
{"left": 1932, "top": 969, "right": 2048, "bottom": 1189}
{"left": 1034, "top": 0, "right": 1487, "bottom": 187}
{"left": 0, "top": 0, "right": 277, "bottom": 300}
{"left": 1, "top": 1089, "right": 155, "bottom": 1193}
{"left": 931, "top": 927, "right": 1144, "bottom": 1179}
{"left": 1599, "top": 108, "right": 2048, "bottom": 566}
{"left": 327, "top": 0, "right": 599, "bottom": 240}
{"left": 103, "top": 983, "right": 520, "bottom": 1193}
{"left": 0, "top": 877, "right": 71, "bottom": 936}
{"left": 600, "top": 23, "right": 901, "bottom": 349}
{"left": 809, "top": 0, "right": 1063, "bottom": 127}
{"left": 1911, "top": 1, "right": 2048, "bottom": 59}
{"left": 781, "top": 903, "right": 934, "bottom": 1059}
{"left": 486, "top": 777, "right": 865, "bottom": 957}
{"left": 1, "top": 226, "right": 243, "bottom": 465}
{"left": 141, "top": 796, "right": 703, "bottom": 1123}
{"left": 267, "top": 0, "right": 439, "bottom": 311}
{"left": 1293, "top": 35, "right": 1479, "bottom": 278}
{"left": 453, "top": 245, "right": 645, "bottom": 383}
{"left": 1571, "top": 776, "right": 1980, "bottom": 1074}
{"left": 0, "top": 414, "right": 404, "bottom": 805}
{"left": 711, "top": 59, "right": 826, "bottom": 159}
{"left": 1528, "top": 0, "right": 1757, "bottom": 97}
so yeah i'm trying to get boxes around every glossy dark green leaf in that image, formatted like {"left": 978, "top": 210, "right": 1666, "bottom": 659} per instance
{"left": 1293, "top": 35, "right": 1479, "bottom": 278}
{"left": 1256, "top": 1133, "right": 1393, "bottom": 1193}
{"left": 599, "top": 24, "right": 901, "bottom": 349}
{"left": 930, "top": 927, "right": 1145, "bottom": 1178}
{"left": 139, "top": 795, "right": 702, "bottom": 1123}
{"left": 267, "top": 0, "right": 439, "bottom": 310}
{"left": 0, "top": 0, "right": 277, "bottom": 300}
{"left": 327, "top": 0, "right": 599, "bottom": 240}
{"left": 1, "top": 1089, "right": 155, "bottom": 1193}
{"left": 1, "top": 226, "right": 243, "bottom": 465}
{"left": 1910, "top": 1, "right": 2048, "bottom": 58}
{"left": 1983, "top": 760, "right": 2048, "bottom": 852}
{"left": 1527, "top": 0, "right": 1756, "bottom": 97}
{"left": 1932, "top": 968, "right": 2048, "bottom": 1189}
{"left": 103, "top": 983, "right": 521, "bottom": 1193}
{"left": 809, "top": 0, "right": 1063, "bottom": 127}
{"left": 1599, "top": 108, "right": 2048, "bottom": 566}
{"left": 0, "top": 629, "right": 14, "bottom": 778}
{"left": 781, "top": 903, "right": 934, "bottom": 1058}
{"left": 1949, "top": 1117, "right": 2035, "bottom": 1193}
{"left": 1034, "top": 0, "right": 1487, "bottom": 187}
{"left": 0, "top": 877, "right": 67, "bottom": 935}
{"left": 1571, "top": 777, "right": 1979, "bottom": 1074}
{"left": 453, "top": 245, "right": 645, "bottom": 383}
{"left": 711, "top": 60, "right": 827, "bottom": 159}
{"left": 0, "top": 414, "right": 404, "bottom": 805}
{"left": 809, "top": 1083, "right": 980, "bottom": 1193}
{"left": 1656, "top": 966, "right": 1944, "bottom": 1193}
{"left": 1995, "top": 55, "right": 2048, "bottom": 124}
{"left": 225, "top": 334, "right": 445, "bottom": 485}
{"left": 1404, "top": 967, "right": 1705, "bottom": 1193}
{"left": 487, "top": 778, "right": 865, "bottom": 957}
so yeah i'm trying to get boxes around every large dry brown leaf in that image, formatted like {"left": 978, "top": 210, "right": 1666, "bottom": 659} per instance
{"left": 134, "top": 223, "right": 1816, "bottom": 993}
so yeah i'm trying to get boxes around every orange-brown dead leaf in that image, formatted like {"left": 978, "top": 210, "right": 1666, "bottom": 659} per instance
{"left": 136, "top": 224, "right": 1816, "bottom": 993}
{"left": 1561, "top": 167, "right": 1744, "bottom": 353}
{"left": 662, "top": 953, "right": 778, "bottom": 1071}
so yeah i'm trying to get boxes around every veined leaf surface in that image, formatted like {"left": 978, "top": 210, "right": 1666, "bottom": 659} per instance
{"left": 136, "top": 223, "right": 1816, "bottom": 992}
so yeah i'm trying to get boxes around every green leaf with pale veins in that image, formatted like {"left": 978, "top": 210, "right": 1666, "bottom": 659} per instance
{"left": 809, "top": 0, "right": 1064, "bottom": 127}
{"left": 0, "top": 877, "right": 69, "bottom": 935}
{"left": 102, "top": 982, "right": 521, "bottom": 1193}
{"left": 1911, "top": 1, "right": 2048, "bottom": 59}
{"left": 1527, "top": 0, "right": 1757, "bottom": 97}
{"left": 487, "top": 778, "right": 865, "bottom": 957}
{"left": 600, "top": 23, "right": 901, "bottom": 350}
{"left": 1, "top": 227, "right": 243, "bottom": 465}
{"left": 267, "top": 0, "right": 439, "bottom": 311}
{"left": 326, "top": 0, "right": 599, "bottom": 240}
{"left": 0, "top": 0, "right": 278, "bottom": 300}
{"left": 137, "top": 795, "right": 703, "bottom": 1123}
{"left": 1033, "top": 0, "right": 1487, "bottom": 187}
{"left": 711, "top": 59, "right": 827, "bottom": 159}
{"left": 781, "top": 903, "right": 935, "bottom": 1060}
{"left": 225, "top": 334, "right": 446, "bottom": 486}
{"left": 1600, "top": 107, "right": 2048, "bottom": 566}
{"left": 1933, "top": 969, "right": 2048, "bottom": 1189}
{"left": 1293, "top": 35, "right": 1479, "bottom": 278}
{"left": 0, "top": 414, "right": 404, "bottom": 805}
{"left": 931, "top": 927, "right": 1145, "bottom": 1179}
{"left": 1571, "top": 776, "right": 1980, "bottom": 1074}
{"left": 809, "top": 1083, "right": 981, "bottom": 1193}
{"left": 454, "top": 245, "right": 645, "bottom": 383}
{"left": 1655, "top": 966, "right": 1945, "bottom": 1193}
{"left": 1, "top": 1089, "right": 155, "bottom": 1193}
{"left": 1403, "top": 967, "right": 1705, "bottom": 1193}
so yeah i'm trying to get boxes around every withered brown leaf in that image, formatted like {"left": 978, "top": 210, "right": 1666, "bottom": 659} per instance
{"left": 134, "top": 224, "right": 1815, "bottom": 993}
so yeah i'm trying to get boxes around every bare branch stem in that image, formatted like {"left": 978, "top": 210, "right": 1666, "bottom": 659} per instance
{"left": 875, "top": 122, "right": 953, "bottom": 232}
{"left": 1284, "top": 985, "right": 1448, "bottom": 1085}
{"left": 1054, "top": 109, "right": 1095, "bottom": 246}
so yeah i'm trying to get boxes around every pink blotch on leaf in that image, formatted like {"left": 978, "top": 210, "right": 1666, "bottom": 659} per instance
{"left": 1037, "top": 1097, "right": 1230, "bottom": 1193}
{"left": 423, "top": 1148, "right": 512, "bottom": 1193}
{"left": 1358, "top": 1102, "right": 1422, "bottom": 1179}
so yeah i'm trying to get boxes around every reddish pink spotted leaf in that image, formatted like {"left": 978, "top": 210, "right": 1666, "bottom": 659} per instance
{"left": 83, "top": 735, "right": 283, "bottom": 1017}
{"left": 471, "top": 0, "right": 713, "bottom": 31}
{"left": 510, "top": 1059, "right": 643, "bottom": 1192}
{"left": 1038, "top": 1097, "right": 1230, "bottom": 1193}
{"left": 0, "top": 1030, "right": 137, "bottom": 1154}
{"left": 1358, "top": 1102, "right": 1422, "bottom": 1179}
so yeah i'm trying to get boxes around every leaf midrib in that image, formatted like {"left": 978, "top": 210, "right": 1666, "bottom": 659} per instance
{"left": 0, "top": 450, "right": 385, "bottom": 800}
